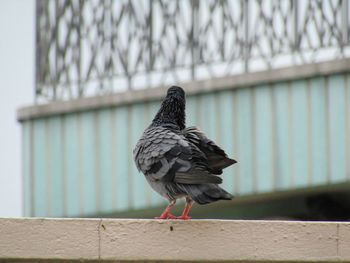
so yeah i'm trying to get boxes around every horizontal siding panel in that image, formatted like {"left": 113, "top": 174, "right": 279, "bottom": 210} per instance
{"left": 23, "top": 74, "right": 350, "bottom": 217}
{"left": 347, "top": 74, "right": 350, "bottom": 180}
{"left": 290, "top": 80, "right": 309, "bottom": 188}
{"left": 198, "top": 93, "right": 216, "bottom": 140}
{"left": 218, "top": 90, "right": 236, "bottom": 194}
{"left": 328, "top": 75, "right": 347, "bottom": 182}
{"left": 47, "top": 116, "right": 63, "bottom": 217}
{"left": 22, "top": 121, "right": 31, "bottom": 217}
{"left": 273, "top": 82, "right": 291, "bottom": 189}
{"left": 186, "top": 95, "right": 197, "bottom": 127}
{"left": 80, "top": 112, "right": 98, "bottom": 215}
{"left": 309, "top": 77, "right": 328, "bottom": 185}
{"left": 98, "top": 109, "right": 114, "bottom": 214}
{"left": 236, "top": 88, "right": 254, "bottom": 195}
{"left": 64, "top": 115, "right": 81, "bottom": 217}
{"left": 32, "top": 119, "right": 47, "bottom": 217}
{"left": 114, "top": 106, "right": 130, "bottom": 211}
{"left": 254, "top": 85, "right": 274, "bottom": 192}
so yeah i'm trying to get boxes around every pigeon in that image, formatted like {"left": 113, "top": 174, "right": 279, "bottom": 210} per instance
{"left": 133, "top": 86, "right": 237, "bottom": 220}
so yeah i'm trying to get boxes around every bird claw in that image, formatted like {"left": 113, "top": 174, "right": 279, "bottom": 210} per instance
{"left": 177, "top": 216, "right": 191, "bottom": 220}
{"left": 155, "top": 213, "right": 177, "bottom": 220}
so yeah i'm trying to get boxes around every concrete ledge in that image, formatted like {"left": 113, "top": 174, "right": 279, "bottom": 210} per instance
{"left": 17, "top": 58, "right": 350, "bottom": 121}
{"left": 0, "top": 218, "right": 349, "bottom": 262}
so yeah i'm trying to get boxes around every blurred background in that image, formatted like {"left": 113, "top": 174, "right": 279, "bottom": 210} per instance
{"left": 0, "top": 0, "right": 34, "bottom": 217}
{"left": 2, "top": 0, "right": 350, "bottom": 220}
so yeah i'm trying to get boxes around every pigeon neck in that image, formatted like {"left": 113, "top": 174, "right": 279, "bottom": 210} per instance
{"left": 152, "top": 96, "right": 186, "bottom": 130}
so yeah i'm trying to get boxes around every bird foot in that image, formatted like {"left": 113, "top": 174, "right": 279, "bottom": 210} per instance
{"left": 155, "top": 213, "right": 177, "bottom": 220}
{"left": 176, "top": 215, "right": 191, "bottom": 220}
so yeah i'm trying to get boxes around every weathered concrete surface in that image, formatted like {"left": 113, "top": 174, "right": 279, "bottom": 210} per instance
{"left": 339, "top": 223, "right": 350, "bottom": 258}
{"left": 17, "top": 58, "right": 350, "bottom": 121}
{"left": 0, "top": 218, "right": 349, "bottom": 262}
{"left": 0, "top": 218, "right": 100, "bottom": 260}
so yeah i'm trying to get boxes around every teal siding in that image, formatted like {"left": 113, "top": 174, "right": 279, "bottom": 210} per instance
{"left": 309, "top": 77, "right": 328, "bottom": 185}
{"left": 80, "top": 112, "right": 98, "bottom": 215}
{"left": 47, "top": 117, "right": 63, "bottom": 217}
{"left": 22, "top": 73, "right": 350, "bottom": 217}
{"left": 255, "top": 85, "right": 274, "bottom": 192}
{"left": 273, "top": 82, "right": 291, "bottom": 189}
{"left": 32, "top": 119, "right": 47, "bottom": 216}
{"left": 186, "top": 95, "right": 198, "bottom": 127}
{"left": 110, "top": 108, "right": 118, "bottom": 210}
{"left": 291, "top": 80, "right": 309, "bottom": 188}
{"left": 328, "top": 75, "right": 347, "bottom": 182}
{"left": 236, "top": 88, "right": 254, "bottom": 194}
{"left": 64, "top": 115, "right": 80, "bottom": 216}
{"left": 98, "top": 109, "right": 114, "bottom": 213}
{"left": 22, "top": 121, "right": 32, "bottom": 216}
{"left": 218, "top": 91, "right": 235, "bottom": 193}
{"left": 199, "top": 93, "right": 216, "bottom": 139}
{"left": 346, "top": 74, "right": 350, "bottom": 180}
{"left": 114, "top": 106, "right": 130, "bottom": 211}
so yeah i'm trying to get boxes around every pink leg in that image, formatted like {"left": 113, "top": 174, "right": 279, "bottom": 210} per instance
{"left": 177, "top": 198, "right": 193, "bottom": 220}
{"left": 155, "top": 200, "right": 176, "bottom": 219}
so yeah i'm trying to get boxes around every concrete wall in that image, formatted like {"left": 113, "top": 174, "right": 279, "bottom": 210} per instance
{"left": 18, "top": 59, "right": 350, "bottom": 217}
{"left": 1, "top": 218, "right": 350, "bottom": 262}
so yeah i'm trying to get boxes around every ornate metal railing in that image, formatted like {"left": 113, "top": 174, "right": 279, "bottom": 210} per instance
{"left": 36, "top": 0, "right": 350, "bottom": 102}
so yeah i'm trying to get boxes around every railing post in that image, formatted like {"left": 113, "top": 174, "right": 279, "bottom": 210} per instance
{"left": 149, "top": 0, "right": 153, "bottom": 72}
{"left": 33, "top": 0, "right": 350, "bottom": 102}
{"left": 342, "top": 0, "right": 349, "bottom": 47}
{"left": 191, "top": 0, "right": 199, "bottom": 79}
{"left": 293, "top": 0, "right": 299, "bottom": 50}
{"left": 243, "top": 0, "right": 249, "bottom": 72}
{"left": 127, "top": 0, "right": 132, "bottom": 90}
{"left": 78, "top": 0, "right": 83, "bottom": 97}
{"left": 34, "top": 0, "right": 39, "bottom": 103}
{"left": 54, "top": 0, "right": 59, "bottom": 100}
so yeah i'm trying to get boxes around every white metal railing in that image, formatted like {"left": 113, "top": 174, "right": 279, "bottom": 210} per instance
{"left": 35, "top": 0, "right": 350, "bottom": 102}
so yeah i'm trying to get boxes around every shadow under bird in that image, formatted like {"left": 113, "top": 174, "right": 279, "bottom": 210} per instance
{"left": 133, "top": 86, "right": 237, "bottom": 219}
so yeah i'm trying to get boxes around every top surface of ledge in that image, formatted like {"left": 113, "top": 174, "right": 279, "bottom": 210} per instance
{"left": 17, "top": 58, "right": 350, "bottom": 121}
{"left": 1, "top": 218, "right": 349, "bottom": 262}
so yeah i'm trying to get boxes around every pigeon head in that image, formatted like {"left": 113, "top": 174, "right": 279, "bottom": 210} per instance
{"left": 152, "top": 86, "right": 186, "bottom": 130}
{"left": 166, "top": 86, "right": 185, "bottom": 99}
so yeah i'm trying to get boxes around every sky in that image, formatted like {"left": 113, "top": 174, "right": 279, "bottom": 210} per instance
{"left": 0, "top": 0, "right": 34, "bottom": 217}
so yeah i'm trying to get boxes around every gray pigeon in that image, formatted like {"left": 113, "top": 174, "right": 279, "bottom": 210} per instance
{"left": 133, "top": 86, "right": 237, "bottom": 219}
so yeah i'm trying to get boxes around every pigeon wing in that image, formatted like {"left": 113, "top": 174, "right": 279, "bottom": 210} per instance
{"left": 183, "top": 126, "right": 237, "bottom": 175}
{"left": 133, "top": 126, "right": 222, "bottom": 184}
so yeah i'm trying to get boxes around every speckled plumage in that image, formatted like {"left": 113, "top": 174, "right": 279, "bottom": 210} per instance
{"left": 133, "top": 86, "right": 236, "bottom": 218}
